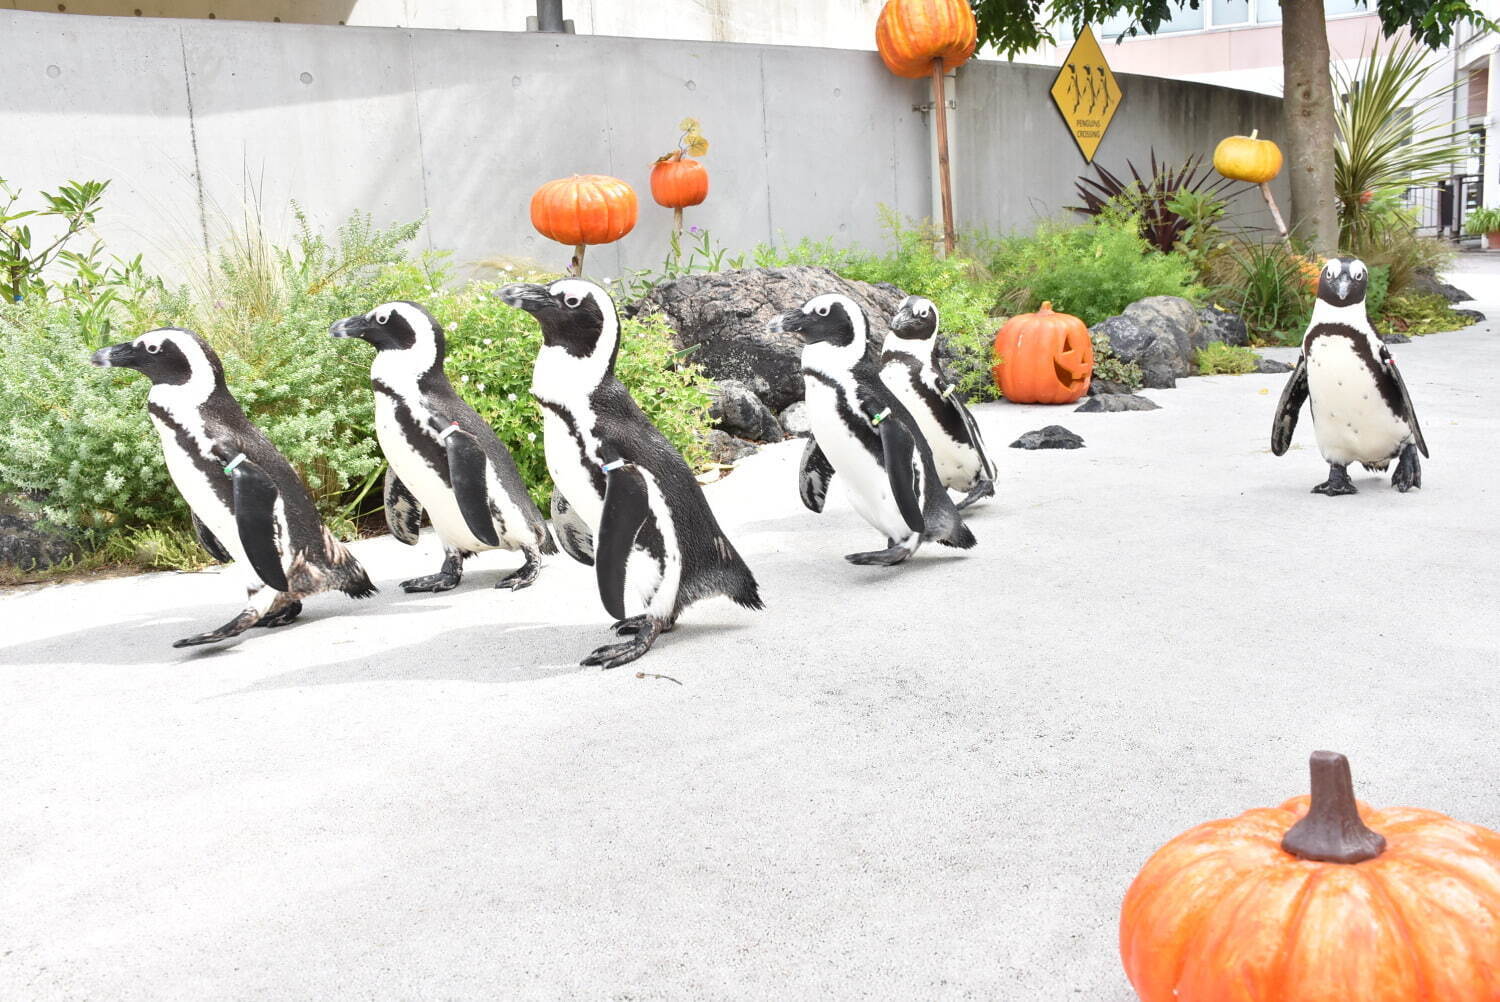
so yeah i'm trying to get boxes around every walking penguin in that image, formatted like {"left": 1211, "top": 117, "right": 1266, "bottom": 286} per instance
{"left": 90, "top": 328, "right": 375, "bottom": 647}
{"left": 879, "top": 295, "right": 996, "bottom": 509}
{"left": 331, "top": 301, "right": 555, "bottom": 592}
{"left": 1272, "top": 257, "right": 1428, "bottom": 495}
{"left": 774, "top": 293, "right": 976, "bottom": 566}
{"left": 497, "top": 278, "right": 762, "bottom": 669}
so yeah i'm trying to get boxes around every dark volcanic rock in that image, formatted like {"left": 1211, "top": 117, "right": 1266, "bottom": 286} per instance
{"left": 1009, "top": 425, "right": 1085, "bottom": 450}
{"left": 779, "top": 400, "right": 812, "bottom": 438}
{"left": 1087, "top": 378, "right": 1135, "bottom": 396}
{"left": 704, "top": 431, "right": 760, "bottom": 465}
{"left": 1379, "top": 331, "right": 1412, "bottom": 345}
{"left": 1453, "top": 308, "right": 1486, "bottom": 324}
{"left": 1074, "top": 394, "right": 1160, "bottom": 412}
{"left": 632, "top": 267, "right": 906, "bottom": 411}
{"left": 1093, "top": 298, "right": 1252, "bottom": 390}
{"left": 1194, "top": 306, "right": 1249, "bottom": 351}
{"left": 1254, "top": 356, "right": 1293, "bottom": 374}
{"left": 0, "top": 512, "right": 79, "bottom": 572}
{"left": 1408, "top": 270, "right": 1471, "bottom": 303}
{"left": 710, "top": 379, "right": 783, "bottom": 442}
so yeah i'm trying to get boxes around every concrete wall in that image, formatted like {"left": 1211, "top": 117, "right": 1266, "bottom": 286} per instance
{"left": 2, "top": 8, "right": 1285, "bottom": 282}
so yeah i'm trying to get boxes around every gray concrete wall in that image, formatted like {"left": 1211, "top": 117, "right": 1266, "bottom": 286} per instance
{"left": 2, "top": 8, "right": 1285, "bottom": 282}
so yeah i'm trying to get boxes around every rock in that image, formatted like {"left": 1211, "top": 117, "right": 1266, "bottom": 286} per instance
{"left": 1407, "top": 270, "right": 1471, "bottom": 303}
{"left": 0, "top": 511, "right": 79, "bottom": 573}
{"left": 1091, "top": 314, "right": 1183, "bottom": 390}
{"left": 704, "top": 430, "right": 760, "bottom": 465}
{"left": 1087, "top": 378, "right": 1135, "bottom": 396}
{"left": 1009, "top": 425, "right": 1085, "bottom": 450}
{"left": 779, "top": 400, "right": 812, "bottom": 438}
{"left": 631, "top": 266, "right": 906, "bottom": 412}
{"left": 1253, "top": 356, "right": 1293, "bottom": 374}
{"left": 1194, "top": 306, "right": 1249, "bottom": 351}
{"left": 1074, "top": 394, "right": 1160, "bottom": 412}
{"left": 710, "top": 378, "right": 783, "bottom": 442}
{"left": 1453, "top": 308, "right": 1486, "bottom": 324}
{"left": 1379, "top": 331, "right": 1411, "bottom": 345}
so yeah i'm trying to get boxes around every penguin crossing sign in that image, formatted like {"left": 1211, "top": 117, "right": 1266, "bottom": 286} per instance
{"left": 1050, "top": 26, "right": 1123, "bottom": 163}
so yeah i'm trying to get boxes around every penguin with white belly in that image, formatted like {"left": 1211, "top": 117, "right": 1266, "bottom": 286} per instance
{"left": 1272, "top": 257, "right": 1428, "bottom": 495}
{"left": 773, "top": 293, "right": 976, "bottom": 566}
{"left": 880, "top": 295, "right": 996, "bottom": 509}
{"left": 91, "top": 328, "right": 375, "bottom": 647}
{"left": 330, "top": 302, "right": 555, "bottom": 592}
{"left": 497, "top": 279, "right": 763, "bottom": 669}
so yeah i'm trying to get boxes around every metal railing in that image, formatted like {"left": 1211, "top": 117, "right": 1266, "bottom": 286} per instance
{"left": 1404, "top": 174, "right": 1482, "bottom": 240}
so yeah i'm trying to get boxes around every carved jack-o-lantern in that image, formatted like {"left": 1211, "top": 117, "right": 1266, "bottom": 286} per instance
{"left": 991, "top": 302, "right": 1094, "bottom": 404}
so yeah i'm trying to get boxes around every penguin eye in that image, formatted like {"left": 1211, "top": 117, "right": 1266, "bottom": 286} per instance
{"left": 563, "top": 294, "right": 582, "bottom": 309}
{"left": 1351, "top": 265, "right": 1366, "bottom": 280}
{"left": 815, "top": 304, "right": 830, "bottom": 317}
{"left": 144, "top": 342, "right": 161, "bottom": 354}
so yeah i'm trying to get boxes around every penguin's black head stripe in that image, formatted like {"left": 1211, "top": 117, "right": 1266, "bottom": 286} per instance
{"left": 781, "top": 300, "right": 856, "bottom": 346}
{"left": 889, "top": 298, "right": 938, "bottom": 340}
{"left": 90, "top": 330, "right": 215, "bottom": 387}
{"left": 1316, "top": 257, "right": 1369, "bottom": 309}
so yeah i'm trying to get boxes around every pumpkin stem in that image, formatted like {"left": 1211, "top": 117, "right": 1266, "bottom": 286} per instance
{"left": 1280, "top": 750, "right": 1386, "bottom": 864}
{"left": 1039, "top": 301, "right": 1053, "bottom": 312}
{"left": 570, "top": 244, "right": 586, "bottom": 278}
{"left": 1250, "top": 128, "right": 1258, "bottom": 140}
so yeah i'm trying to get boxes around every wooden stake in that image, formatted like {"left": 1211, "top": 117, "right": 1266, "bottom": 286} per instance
{"left": 570, "top": 243, "right": 585, "bottom": 277}
{"left": 1260, "top": 182, "right": 1290, "bottom": 244}
{"left": 673, "top": 207, "right": 683, "bottom": 236}
{"left": 931, "top": 58, "right": 956, "bottom": 256}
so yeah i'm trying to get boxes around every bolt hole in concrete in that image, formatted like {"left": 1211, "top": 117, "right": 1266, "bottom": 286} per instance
{"left": 299, "top": 72, "right": 314, "bottom": 85}
{"left": 685, "top": 79, "right": 696, "bottom": 90}
{"left": 512, "top": 75, "right": 522, "bottom": 88}
{"left": 46, "top": 64, "right": 61, "bottom": 78}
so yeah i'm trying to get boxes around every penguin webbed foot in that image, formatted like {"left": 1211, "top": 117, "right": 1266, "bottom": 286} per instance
{"left": 1311, "top": 464, "right": 1358, "bottom": 497}
{"left": 172, "top": 608, "right": 260, "bottom": 648}
{"left": 845, "top": 537, "right": 918, "bottom": 566}
{"left": 582, "top": 618, "right": 664, "bottom": 670}
{"left": 255, "top": 600, "right": 302, "bottom": 628}
{"left": 955, "top": 479, "right": 995, "bottom": 511}
{"left": 1391, "top": 443, "right": 1423, "bottom": 492}
{"left": 401, "top": 570, "right": 462, "bottom": 593}
{"left": 610, "top": 615, "right": 676, "bottom": 637}
{"left": 495, "top": 551, "right": 542, "bottom": 591}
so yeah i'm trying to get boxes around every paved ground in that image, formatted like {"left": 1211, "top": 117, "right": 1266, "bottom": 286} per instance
{"left": 4, "top": 266, "right": 1499, "bottom": 1000}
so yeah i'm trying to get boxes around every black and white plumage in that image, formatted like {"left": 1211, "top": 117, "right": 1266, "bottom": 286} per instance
{"left": 880, "top": 295, "right": 996, "bottom": 509}
{"left": 90, "top": 328, "right": 375, "bottom": 647}
{"left": 498, "top": 278, "right": 762, "bottom": 669}
{"left": 774, "top": 293, "right": 976, "bottom": 566}
{"left": 330, "top": 302, "right": 554, "bottom": 592}
{"left": 1272, "top": 257, "right": 1428, "bottom": 495}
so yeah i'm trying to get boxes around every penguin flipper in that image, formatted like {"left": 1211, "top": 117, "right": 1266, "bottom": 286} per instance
{"left": 1271, "top": 355, "right": 1309, "bottom": 456}
{"left": 798, "top": 438, "right": 836, "bottom": 513}
{"left": 1380, "top": 345, "right": 1428, "bottom": 458}
{"left": 228, "top": 458, "right": 291, "bottom": 593}
{"left": 192, "top": 514, "right": 233, "bottom": 564}
{"left": 383, "top": 467, "right": 424, "bottom": 545}
{"left": 595, "top": 464, "right": 651, "bottom": 622}
{"left": 947, "top": 392, "right": 996, "bottom": 480}
{"left": 879, "top": 420, "right": 926, "bottom": 535}
{"left": 444, "top": 426, "right": 501, "bottom": 547}
{"left": 550, "top": 491, "right": 595, "bottom": 566}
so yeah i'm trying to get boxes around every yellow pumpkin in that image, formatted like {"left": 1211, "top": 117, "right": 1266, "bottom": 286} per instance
{"left": 1213, "top": 129, "right": 1283, "bottom": 184}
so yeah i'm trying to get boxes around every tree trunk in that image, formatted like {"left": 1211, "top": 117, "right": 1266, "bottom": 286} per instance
{"left": 1281, "top": 0, "right": 1341, "bottom": 256}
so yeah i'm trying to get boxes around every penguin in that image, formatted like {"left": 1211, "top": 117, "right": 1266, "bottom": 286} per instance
{"left": 879, "top": 295, "right": 996, "bottom": 509}
{"left": 772, "top": 293, "right": 976, "bottom": 566}
{"left": 497, "top": 278, "right": 763, "bottom": 669}
{"left": 330, "top": 301, "right": 555, "bottom": 592}
{"left": 1272, "top": 257, "right": 1428, "bottom": 495}
{"left": 90, "top": 328, "right": 375, "bottom": 647}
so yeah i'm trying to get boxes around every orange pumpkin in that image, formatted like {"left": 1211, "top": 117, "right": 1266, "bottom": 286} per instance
{"left": 650, "top": 156, "right": 709, "bottom": 209}
{"left": 991, "top": 302, "right": 1093, "bottom": 403}
{"left": 874, "top": 0, "right": 976, "bottom": 79}
{"left": 1212, "top": 129, "right": 1283, "bottom": 184}
{"left": 1121, "top": 751, "right": 1500, "bottom": 1002}
{"left": 530, "top": 174, "right": 638, "bottom": 274}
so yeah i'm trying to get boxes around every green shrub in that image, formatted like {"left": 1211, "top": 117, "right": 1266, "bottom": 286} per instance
{"left": 1194, "top": 342, "right": 1258, "bottom": 375}
{"left": 1379, "top": 293, "right": 1473, "bottom": 336}
{"left": 989, "top": 212, "right": 1202, "bottom": 327}
{"left": 1210, "top": 240, "right": 1312, "bottom": 344}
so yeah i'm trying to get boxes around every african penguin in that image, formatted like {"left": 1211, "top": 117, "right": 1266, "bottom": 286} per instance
{"left": 880, "top": 295, "right": 996, "bottom": 509}
{"left": 1272, "top": 257, "right": 1428, "bottom": 495}
{"left": 773, "top": 293, "right": 976, "bottom": 566}
{"left": 497, "top": 278, "right": 762, "bottom": 669}
{"left": 331, "top": 301, "right": 555, "bottom": 593}
{"left": 90, "top": 328, "right": 375, "bottom": 647}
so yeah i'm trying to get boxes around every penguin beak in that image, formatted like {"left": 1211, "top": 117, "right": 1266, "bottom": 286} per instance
{"left": 769, "top": 309, "right": 805, "bottom": 337}
{"left": 90, "top": 342, "right": 139, "bottom": 369}
{"left": 496, "top": 283, "right": 556, "bottom": 315}
{"left": 1334, "top": 275, "right": 1352, "bottom": 301}
{"left": 329, "top": 315, "right": 377, "bottom": 340}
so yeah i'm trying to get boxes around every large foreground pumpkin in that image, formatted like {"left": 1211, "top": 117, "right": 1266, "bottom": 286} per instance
{"left": 874, "top": 0, "right": 976, "bottom": 78}
{"left": 991, "top": 302, "right": 1093, "bottom": 403}
{"left": 530, "top": 174, "right": 637, "bottom": 275}
{"left": 1121, "top": 751, "right": 1500, "bottom": 1002}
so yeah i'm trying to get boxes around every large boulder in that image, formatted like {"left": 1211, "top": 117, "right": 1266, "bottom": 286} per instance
{"left": 710, "top": 379, "right": 783, "bottom": 442}
{"left": 704, "top": 431, "right": 760, "bottom": 466}
{"left": 0, "top": 511, "right": 79, "bottom": 573}
{"left": 631, "top": 267, "right": 906, "bottom": 412}
{"left": 1092, "top": 296, "right": 1250, "bottom": 389}
{"left": 1195, "top": 305, "right": 1249, "bottom": 351}
{"left": 1407, "top": 270, "right": 1471, "bottom": 303}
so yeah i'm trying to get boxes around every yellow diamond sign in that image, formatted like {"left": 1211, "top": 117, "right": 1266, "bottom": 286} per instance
{"left": 1050, "top": 26, "right": 1123, "bottom": 163}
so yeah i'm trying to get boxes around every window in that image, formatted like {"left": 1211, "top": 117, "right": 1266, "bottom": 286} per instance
{"left": 1213, "top": 0, "right": 1251, "bottom": 25}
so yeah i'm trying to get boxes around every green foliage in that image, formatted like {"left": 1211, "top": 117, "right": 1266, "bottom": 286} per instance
{"left": 1072, "top": 153, "right": 1243, "bottom": 254}
{"left": 1194, "top": 342, "right": 1258, "bottom": 376}
{"left": 617, "top": 226, "right": 748, "bottom": 302}
{"left": 1364, "top": 263, "right": 1391, "bottom": 317}
{"left": 1091, "top": 331, "right": 1143, "bottom": 389}
{"left": 756, "top": 212, "right": 1004, "bottom": 401}
{"left": 989, "top": 211, "right": 1202, "bottom": 327}
{"left": 0, "top": 176, "right": 111, "bottom": 303}
{"left": 1209, "top": 240, "right": 1313, "bottom": 344}
{"left": 1463, "top": 206, "right": 1500, "bottom": 235}
{"left": 1379, "top": 292, "right": 1473, "bottom": 336}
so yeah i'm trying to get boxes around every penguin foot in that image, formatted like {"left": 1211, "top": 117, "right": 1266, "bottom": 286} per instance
{"left": 610, "top": 616, "right": 676, "bottom": 637}
{"left": 1311, "top": 464, "right": 1358, "bottom": 496}
{"left": 172, "top": 609, "right": 260, "bottom": 648}
{"left": 400, "top": 570, "right": 462, "bottom": 593}
{"left": 955, "top": 479, "right": 995, "bottom": 511}
{"left": 582, "top": 619, "right": 664, "bottom": 670}
{"left": 845, "top": 540, "right": 917, "bottom": 566}
{"left": 495, "top": 552, "right": 541, "bottom": 591}
{"left": 255, "top": 600, "right": 302, "bottom": 629}
{"left": 1392, "top": 443, "right": 1423, "bottom": 492}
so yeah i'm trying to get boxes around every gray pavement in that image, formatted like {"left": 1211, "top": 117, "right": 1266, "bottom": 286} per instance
{"left": 3, "top": 268, "right": 1499, "bottom": 1000}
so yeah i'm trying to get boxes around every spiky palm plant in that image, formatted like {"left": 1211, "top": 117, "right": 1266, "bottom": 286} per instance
{"left": 1072, "top": 151, "right": 1246, "bottom": 253}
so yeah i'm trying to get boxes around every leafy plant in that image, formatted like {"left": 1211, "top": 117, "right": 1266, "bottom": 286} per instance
{"left": 1379, "top": 292, "right": 1473, "bottom": 336}
{"left": 1464, "top": 206, "right": 1500, "bottom": 235}
{"left": 1209, "top": 239, "right": 1312, "bottom": 343}
{"left": 1072, "top": 153, "right": 1244, "bottom": 253}
{"left": 618, "top": 226, "right": 748, "bottom": 302}
{"left": 1194, "top": 342, "right": 1258, "bottom": 375}
{"left": 0, "top": 177, "right": 111, "bottom": 303}
{"left": 1091, "top": 331, "right": 1143, "bottom": 389}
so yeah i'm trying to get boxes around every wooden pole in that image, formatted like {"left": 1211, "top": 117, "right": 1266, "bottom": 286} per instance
{"left": 571, "top": 243, "right": 585, "bottom": 276}
{"left": 673, "top": 207, "right": 684, "bottom": 236}
{"left": 931, "top": 58, "right": 956, "bottom": 256}
{"left": 1260, "top": 182, "right": 1290, "bottom": 245}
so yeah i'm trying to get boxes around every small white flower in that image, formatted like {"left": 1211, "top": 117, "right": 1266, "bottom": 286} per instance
{"left": 507, "top": 392, "right": 518, "bottom": 401}
{"left": 477, "top": 383, "right": 486, "bottom": 392}
{"left": 460, "top": 375, "right": 469, "bottom": 383}
{"left": 527, "top": 432, "right": 536, "bottom": 442}
{"left": 484, "top": 338, "right": 493, "bottom": 346}
{"left": 502, "top": 264, "right": 514, "bottom": 272}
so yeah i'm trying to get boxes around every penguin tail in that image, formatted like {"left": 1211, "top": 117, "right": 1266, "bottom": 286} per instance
{"left": 339, "top": 564, "right": 378, "bottom": 600}
{"left": 731, "top": 573, "right": 765, "bottom": 612}
{"left": 710, "top": 532, "right": 764, "bottom": 611}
